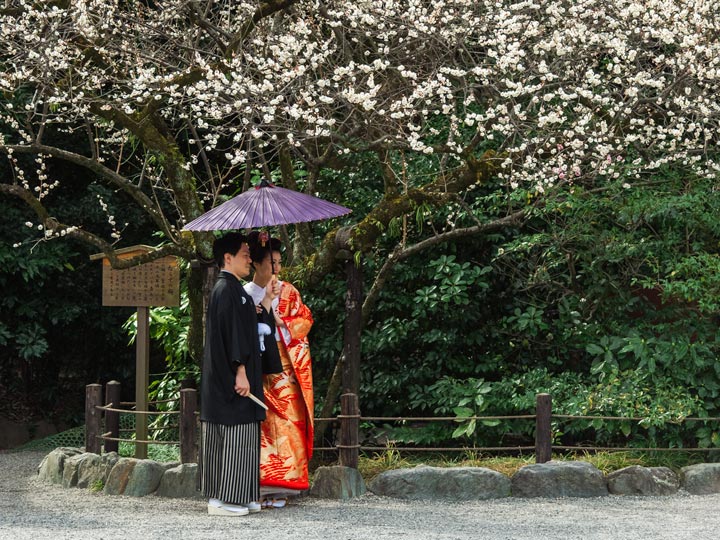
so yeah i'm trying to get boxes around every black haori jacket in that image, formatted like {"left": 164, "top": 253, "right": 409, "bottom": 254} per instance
{"left": 200, "top": 272, "right": 280, "bottom": 425}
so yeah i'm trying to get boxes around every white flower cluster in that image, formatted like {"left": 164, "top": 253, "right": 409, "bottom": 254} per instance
{"left": 0, "top": 0, "right": 718, "bottom": 216}
{"left": 96, "top": 194, "right": 122, "bottom": 241}
{"left": 32, "top": 155, "right": 60, "bottom": 199}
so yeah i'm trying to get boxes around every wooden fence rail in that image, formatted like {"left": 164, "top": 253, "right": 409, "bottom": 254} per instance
{"left": 85, "top": 385, "right": 720, "bottom": 467}
{"left": 84, "top": 382, "right": 198, "bottom": 463}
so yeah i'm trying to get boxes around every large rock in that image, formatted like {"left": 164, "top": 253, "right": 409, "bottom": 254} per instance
{"left": 681, "top": 463, "right": 720, "bottom": 494}
{"left": 309, "top": 466, "right": 366, "bottom": 500}
{"left": 607, "top": 466, "right": 678, "bottom": 496}
{"left": 156, "top": 464, "right": 201, "bottom": 499}
{"left": 123, "top": 459, "right": 166, "bottom": 497}
{"left": 104, "top": 458, "right": 138, "bottom": 495}
{"left": 62, "top": 453, "right": 87, "bottom": 488}
{"left": 104, "top": 458, "right": 166, "bottom": 497}
{"left": 369, "top": 465, "right": 510, "bottom": 500}
{"left": 37, "top": 447, "right": 82, "bottom": 485}
{"left": 77, "top": 452, "right": 119, "bottom": 489}
{"left": 511, "top": 461, "right": 608, "bottom": 498}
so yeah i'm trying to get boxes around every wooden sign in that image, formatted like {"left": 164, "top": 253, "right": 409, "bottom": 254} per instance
{"left": 91, "top": 245, "right": 180, "bottom": 307}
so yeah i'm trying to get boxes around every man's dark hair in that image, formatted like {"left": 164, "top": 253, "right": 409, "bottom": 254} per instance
{"left": 212, "top": 232, "right": 247, "bottom": 268}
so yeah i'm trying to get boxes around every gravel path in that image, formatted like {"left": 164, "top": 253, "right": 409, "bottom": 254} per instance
{"left": 1, "top": 450, "right": 719, "bottom": 540}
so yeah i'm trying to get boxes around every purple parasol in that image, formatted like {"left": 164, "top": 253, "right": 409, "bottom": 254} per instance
{"left": 182, "top": 180, "right": 351, "bottom": 231}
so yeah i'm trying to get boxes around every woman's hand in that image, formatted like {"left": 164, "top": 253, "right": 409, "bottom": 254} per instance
{"left": 261, "top": 276, "right": 280, "bottom": 311}
{"left": 267, "top": 275, "right": 280, "bottom": 300}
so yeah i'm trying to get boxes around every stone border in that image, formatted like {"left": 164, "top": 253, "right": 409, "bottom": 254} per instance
{"left": 369, "top": 461, "right": 720, "bottom": 499}
{"left": 38, "top": 447, "right": 200, "bottom": 498}
{"left": 37, "top": 447, "right": 720, "bottom": 500}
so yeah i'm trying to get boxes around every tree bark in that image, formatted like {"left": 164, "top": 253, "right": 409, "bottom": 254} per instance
{"left": 342, "top": 258, "right": 363, "bottom": 395}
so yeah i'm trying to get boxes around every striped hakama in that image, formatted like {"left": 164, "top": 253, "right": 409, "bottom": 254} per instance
{"left": 200, "top": 421, "right": 260, "bottom": 505}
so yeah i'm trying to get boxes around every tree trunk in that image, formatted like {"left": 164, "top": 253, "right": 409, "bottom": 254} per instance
{"left": 338, "top": 258, "right": 363, "bottom": 468}
{"left": 342, "top": 258, "right": 363, "bottom": 394}
{"left": 187, "top": 261, "right": 218, "bottom": 365}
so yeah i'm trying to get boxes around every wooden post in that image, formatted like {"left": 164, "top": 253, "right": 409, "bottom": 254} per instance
{"left": 85, "top": 384, "right": 102, "bottom": 454}
{"left": 338, "top": 393, "right": 360, "bottom": 469}
{"left": 135, "top": 305, "right": 150, "bottom": 459}
{"left": 90, "top": 246, "right": 180, "bottom": 458}
{"left": 535, "top": 393, "right": 552, "bottom": 463}
{"left": 105, "top": 380, "right": 121, "bottom": 453}
{"left": 180, "top": 388, "right": 198, "bottom": 464}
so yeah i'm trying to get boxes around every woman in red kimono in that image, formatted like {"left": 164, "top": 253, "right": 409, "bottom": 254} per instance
{"left": 245, "top": 232, "right": 314, "bottom": 508}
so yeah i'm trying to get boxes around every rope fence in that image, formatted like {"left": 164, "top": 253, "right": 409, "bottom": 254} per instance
{"left": 86, "top": 386, "right": 720, "bottom": 467}
{"left": 85, "top": 381, "right": 198, "bottom": 463}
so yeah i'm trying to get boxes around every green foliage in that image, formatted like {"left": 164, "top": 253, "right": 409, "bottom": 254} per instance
{"left": 298, "top": 269, "right": 346, "bottom": 417}
{"left": 0, "top": 194, "right": 137, "bottom": 424}
{"left": 0, "top": 121, "right": 163, "bottom": 426}
{"left": 412, "top": 256, "right": 491, "bottom": 311}
{"left": 650, "top": 253, "right": 720, "bottom": 312}
{"left": 349, "top": 167, "right": 720, "bottom": 451}
{"left": 355, "top": 449, "right": 706, "bottom": 482}
{"left": 6, "top": 113, "right": 720, "bottom": 456}
{"left": 0, "top": 205, "right": 71, "bottom": 365}
{"left": 122, "top": 263, "right": 196, "bottom": 440}
{"left": 89, "top": 479, "right": 104, "bottom": 492}
{"left": 371, "top": 367, "right": 706, "bottom": 450}
{"left": 118, "top": 442, "right": 180, "bottom": 462}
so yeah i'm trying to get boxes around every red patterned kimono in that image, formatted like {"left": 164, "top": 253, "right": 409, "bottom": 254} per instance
{"left": 246, "top": 280, "right": 314, "bottom": 493}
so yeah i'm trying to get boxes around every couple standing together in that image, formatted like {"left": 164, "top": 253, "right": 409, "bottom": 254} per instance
{"left": 200, "top": 231, "right": 314, "bottom": 516}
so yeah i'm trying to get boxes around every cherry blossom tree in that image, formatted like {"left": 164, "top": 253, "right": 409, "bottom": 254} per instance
{"left": 2, "top": 0, "right": 719, "bottom": 374}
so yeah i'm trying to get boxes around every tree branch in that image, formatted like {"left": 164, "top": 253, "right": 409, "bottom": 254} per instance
{"left": 313, "top": 206, "right": 527, "bottom": 447}
{"left": 225, "top": 0, "right": 298, "bottom": 57}
{"left": 302, "top": 150, "right": 500, "bottom": 286}
{"left": 86, "top": 103, "right": 204, "bottom": 230}
{"left": 1, "top": 143, "right": 175, "bottom": 239}
{"left": 0, "top": 183, "right": 190, "bottom": 267}
{"left": 362, "top": 208, "right": 527, "bottom": 324}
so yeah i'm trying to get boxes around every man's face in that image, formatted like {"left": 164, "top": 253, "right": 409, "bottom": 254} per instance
{"left": 225, "top": 243, "right": 252, "bottom": 279}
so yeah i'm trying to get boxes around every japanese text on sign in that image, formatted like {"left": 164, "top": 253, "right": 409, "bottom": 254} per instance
{"left": 96, "top": 246, "right": 180, "bottom": 307}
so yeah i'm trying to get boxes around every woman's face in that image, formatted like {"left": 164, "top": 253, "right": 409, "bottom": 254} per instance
{"left": 253, "top": 250, "right": 282, "bottom": 279}
{"left": 270, "top": 250, "right": 282, "bottom": 275}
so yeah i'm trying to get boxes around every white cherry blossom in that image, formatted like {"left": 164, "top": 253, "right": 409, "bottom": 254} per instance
{"left": 0, "top": 0, "right": 717, "bottom": 252}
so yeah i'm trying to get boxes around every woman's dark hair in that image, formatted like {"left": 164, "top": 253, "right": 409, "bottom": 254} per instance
{"left": 248, "top": 231, "right": 282, "bottom": 266}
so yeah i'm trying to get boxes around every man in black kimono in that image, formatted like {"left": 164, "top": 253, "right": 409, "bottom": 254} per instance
{"left": 200, "top": 232, "right": 280, "bottom": 516}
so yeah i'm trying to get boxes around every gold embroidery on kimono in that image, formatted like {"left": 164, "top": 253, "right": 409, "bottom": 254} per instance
{"left": 260, "top": 281, "right": 314, "bottom": 491}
